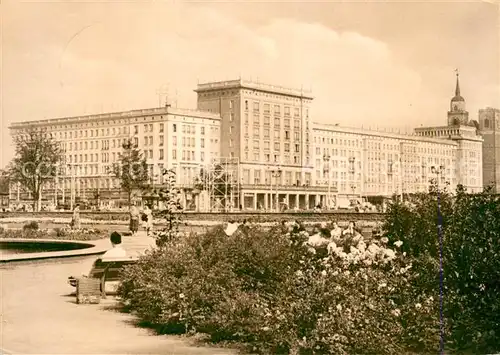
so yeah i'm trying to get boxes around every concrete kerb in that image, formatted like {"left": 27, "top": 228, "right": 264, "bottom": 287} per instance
{"left": 0, "top": 237, "right": 110, "bottom": 263}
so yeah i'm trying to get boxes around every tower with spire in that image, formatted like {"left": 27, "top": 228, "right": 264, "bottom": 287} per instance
{"left": 447, "top": 70, "right": 469, "bottom": 126}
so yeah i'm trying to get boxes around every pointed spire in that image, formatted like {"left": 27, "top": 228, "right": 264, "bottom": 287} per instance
{"left": 455, "top": 69, "right": 460, "bottom": 97}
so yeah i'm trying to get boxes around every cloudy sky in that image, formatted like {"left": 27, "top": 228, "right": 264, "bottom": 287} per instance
{"left": 1, "top": 0, "right": 499, "bottom": 167}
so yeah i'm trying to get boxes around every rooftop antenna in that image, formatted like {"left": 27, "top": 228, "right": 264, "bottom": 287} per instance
{"left": 174, "top": 89, "right": 178, "bottom": 108}
{"left": 156, "top": 84, "right": 169, "bottom": 108}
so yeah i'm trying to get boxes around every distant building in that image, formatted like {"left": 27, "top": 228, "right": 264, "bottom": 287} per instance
{"left": 414, "top": 73, "right": 483, "bottom": 193}
{"left": 8, "top": 75, "right": 485, "bottom": 211}
{"left": 313, "top": 124, "right": 459, "bottom": 204}
{"left": 195, "top": 79, "right": 330, "bottom": 211}
{"left": 9, "top": 106, "right": 221, "bottom": 209}
{"left": 478, "top": 107, "right": 500, "bottom": 193}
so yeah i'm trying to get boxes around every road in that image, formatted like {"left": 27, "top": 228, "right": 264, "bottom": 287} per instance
{"left": 0, "top": 237, "right": 236, "bottom": 354}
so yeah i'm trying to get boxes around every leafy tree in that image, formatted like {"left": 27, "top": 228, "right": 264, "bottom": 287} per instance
{"left": 113, "top": 139, "right": 149, "bottom": 206}
{"left": 7, "top": 129, "right": 62, "bottom": 211}
{"left": 152, "top": 168, "right": 183, "bottom": 248}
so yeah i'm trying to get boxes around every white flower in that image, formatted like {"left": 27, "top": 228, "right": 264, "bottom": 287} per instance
{"left": 391, "top": 309, "right": 401, "bottom": 317}
{"left": 381, "top": 237, "right": 389, "bottom": 244}
{"left": 262, "top": 326, "right": 270, "bottom": 331}
{"left": 415, "top": 303, "right": 422, "bottom": 309}
{"left": 296, "top": 270, "right": 303, "bottom": 277}
{"left": 321, "top": 270, "right": 327, "bottom": 277}
{"left": 336, "top": 304, "right": 342, "bottom": 311}
{"left": 480, "top": 284, "right": 486, "bottom": 291}
{"left": 378, "top": 282, "right": 387, "bottom": 289}
{"left": 320, "top": 222, "right": 327, "bottom": 228}
{"left": 179, "top": 293, "right": 185, "bottom": 299}
{"left": 394, "top": 240, "right": 403, "bottom": 247}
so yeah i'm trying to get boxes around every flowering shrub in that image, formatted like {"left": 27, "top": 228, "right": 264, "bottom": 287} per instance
{"left": 119, "top": 219, "right": 438, "bottom": 354}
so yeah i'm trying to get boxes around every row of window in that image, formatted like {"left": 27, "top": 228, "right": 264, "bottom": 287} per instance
{"left": 243, "top": 100, "right": 309, "bottom": 119}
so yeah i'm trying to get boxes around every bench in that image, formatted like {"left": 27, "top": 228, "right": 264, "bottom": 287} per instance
{"left": 68, "top": 257, "right": 137, "bottom": 304}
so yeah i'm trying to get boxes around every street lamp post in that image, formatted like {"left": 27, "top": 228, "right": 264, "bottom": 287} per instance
{"left": 271, "top": 167, "right": 282, "bottom": 212}
{"left": 431, "top": 165, "right": 445, "bottom": 354}
{"left": 323, "top": 154, "right": 331, "bottom": 209}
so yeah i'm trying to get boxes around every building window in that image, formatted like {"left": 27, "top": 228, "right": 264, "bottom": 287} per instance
{"left": 274, "top": 142, "right": 280, "bottom": 151}
{"left": 229, "top": 139, "right": 233, "bottom": 147}
{"left": 173, "top": 136, "right": 177, "bottom": 146}
{"left": 149, "top": 124, "right": 153, "bottom": 132}
{"left": 201, "top": 138, "right": 205, "bottom": 148}
{"left": 173, "top": 124, "right": 177, "bottom": 132}
{"left": 294, "top": 107, "right": 300, "bottom": 117}
{"left": 253, "top": 101, "right": 260, "bottom": 112}
{"left": 295, "top": 144, "right": 300, "bottom": 152}
{"left": 230, "top": 100, "right": 234, "bottom": 109}
{"left": 144, "top": 124, "right": 148, "bottom": 133}
{"left": 264, "top": 103, "right": 270, "bottom": 114}
{"left": 159, "top": 136, "right": 164, "bottom": 146}
{"left": 274, "top": 105, "right": 281, "bottom": 115}
{"left": 159, "top": 149, "right": 164, "bottom": 160}
{"left": 201, "top": 127, "right": 205, "bottom": 135}
{"left": 172, "top": 150, "right": 177, "bottom": 160}
{"left": 160, "top": 123, "right": 164, "bottom": 132}
{"left": 245, "top": 100, "right": 248, "bottom": 111}
{"left": 285, "top": 106, "right": 290, "bottom": 116}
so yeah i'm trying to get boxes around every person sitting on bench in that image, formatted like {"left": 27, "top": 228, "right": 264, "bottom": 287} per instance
{"left": 101, "top": 231, "right": 127, "bottom": 261}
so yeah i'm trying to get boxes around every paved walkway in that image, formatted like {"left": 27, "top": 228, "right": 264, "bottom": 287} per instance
{"left": 0, "top": 233, "right": 237, "bottom": 354}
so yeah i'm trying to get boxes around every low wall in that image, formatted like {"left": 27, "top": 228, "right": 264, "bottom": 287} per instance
{"left": 0, "top": 211, "right": 385, "bottom": 224}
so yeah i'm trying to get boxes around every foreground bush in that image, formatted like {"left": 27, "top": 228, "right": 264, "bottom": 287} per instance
{"left": 119, "top": 222, "right": 438, "bottom": 354}
{"left": 383, "top": 184, "right": 500, "bottom": 354}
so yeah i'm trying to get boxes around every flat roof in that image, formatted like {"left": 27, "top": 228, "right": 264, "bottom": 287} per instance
{"left": 313, "top": 122, "right": 458, "bottom": 146}
{"left": 195, "top": 79, "right": 314, "bottom": 100}
{"left": 9, "top": 106, "right": 221, "bottom": 129}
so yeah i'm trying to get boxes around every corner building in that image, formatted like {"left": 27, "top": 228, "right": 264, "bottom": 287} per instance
{"left": 195, "top": 79, "right": 333, "bottom": 210}
{"left": 9, "top": 107, "right": 221, "bottom": 208}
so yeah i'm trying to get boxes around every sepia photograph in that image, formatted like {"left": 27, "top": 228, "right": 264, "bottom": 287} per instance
{"left": 1, "top": 0, "right": 499, "bottom": 354}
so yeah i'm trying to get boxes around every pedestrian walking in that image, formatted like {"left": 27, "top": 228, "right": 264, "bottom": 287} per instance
{"left": 70, "top": 204, "right": 81, "bottom": 230}
{"left": 129, "top": 203, "right": 140, "bottom": 235}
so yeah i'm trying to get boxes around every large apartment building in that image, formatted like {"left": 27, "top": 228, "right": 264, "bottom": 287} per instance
{"left": 9, "top": 106, "right": 221, "bottom": 208}
{"left": 312, "top": 124, "right": 460, "bottom": 205}
{"left": 195, "top": 79, "right": 331, "bottom": 210}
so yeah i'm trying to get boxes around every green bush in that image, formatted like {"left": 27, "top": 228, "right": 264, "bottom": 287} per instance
{"left": 0, "top": 226, "right": 105, "bottom": 241}
{"left": 383, "top": 184, "right": 500, "bottom": 354}
{"left": 23, "top": 221, "right": 39, "bottom": 231}
{"left": 119, "top": 221, "right": 437, "bottom": 354}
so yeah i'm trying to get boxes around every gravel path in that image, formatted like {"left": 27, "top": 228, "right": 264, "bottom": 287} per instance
{"left": 0, "top": 244, "right": 237, "bottom": 354}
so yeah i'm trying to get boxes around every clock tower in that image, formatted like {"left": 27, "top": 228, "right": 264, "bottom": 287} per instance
{"left": 447, "top": 71, "right": 469, "bottom": 126}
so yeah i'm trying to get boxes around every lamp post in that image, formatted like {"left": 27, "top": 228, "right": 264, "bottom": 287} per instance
{"left": 271, "top": 167, "right": 282, "bottom": 212}
{"left": 323, "top": 153, "right": 331, "bottom": 209}
{"left": 431, "top": 164, "right": 445, "bottom": 354}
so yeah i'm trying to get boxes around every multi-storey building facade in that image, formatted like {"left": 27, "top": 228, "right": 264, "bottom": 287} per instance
{"left": 414, "top": 73, "right": 483, "bottom": 193}
{"left": 8, "top": 75, "right": 484, "bottom": 211}
{"left": 478, "top": 107, "right": 500, "bottom": 193}
{"left": 9, "top": 106, "right": 221, "bottom": 208}
{"left": 195, "top": 79, "right": 332, "bottom": 210}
